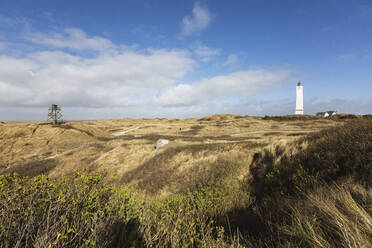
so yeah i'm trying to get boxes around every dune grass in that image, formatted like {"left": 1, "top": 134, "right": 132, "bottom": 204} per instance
{"left": 0, "top": 118, "right": 371, "bottom": 247}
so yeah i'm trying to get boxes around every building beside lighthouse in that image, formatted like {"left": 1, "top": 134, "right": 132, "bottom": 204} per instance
{"left": 295, "top": 82, "right": 304, "bottom": 115}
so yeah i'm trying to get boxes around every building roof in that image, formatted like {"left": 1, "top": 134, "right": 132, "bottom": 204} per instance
{"left": 297, "top": 81, "right": 302, "bottom": 86}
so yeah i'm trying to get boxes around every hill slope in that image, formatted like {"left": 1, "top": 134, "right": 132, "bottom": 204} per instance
{"left": 1, "top": 116, "right": 371, "bottom": 247}
{"left": 1, "top": 115, "right": 337, "bottom": 190}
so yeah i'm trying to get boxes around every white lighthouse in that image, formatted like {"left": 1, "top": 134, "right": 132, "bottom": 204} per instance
{"left": 295, "top": 82, "right": 304, "bottom": 115}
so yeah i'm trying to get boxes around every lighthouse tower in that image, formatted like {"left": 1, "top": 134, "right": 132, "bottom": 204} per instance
{"left": 295, "top": 82, "right": 304, "bottom": 115}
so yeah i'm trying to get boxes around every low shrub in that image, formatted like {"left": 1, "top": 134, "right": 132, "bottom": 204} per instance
{"left": 0, "top": 171, "right": 143, "bottom": 248}
{"left": 0, "top": 170, "right": 244, "bottom": 247}
{"left": 140, "top": 187, "right": 245, "bottom": 247}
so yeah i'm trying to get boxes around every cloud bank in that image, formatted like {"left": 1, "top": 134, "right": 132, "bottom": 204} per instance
{"left": 152, "top": 70, "right": 290, "bottom": 107}
{"left": 0, "top": 27, "right": 297, "bottom": 120}
{"left": 0, "top": 47, "right": 195, "bottom": 108}
{"left": 1, "top": 26, "right": 369, "bottom": 120}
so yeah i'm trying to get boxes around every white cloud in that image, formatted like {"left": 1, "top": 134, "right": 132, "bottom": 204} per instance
{"left": 27, "top": 28, "right": 116, "bottom": 52}
{"left": 152, "top": 70, "right": 291, "bottom": 107}
{"left": 0, "top": 29, "right": 195, "bottom": 108}
{"left": 0, "top": 27, "right": 309, "bottom": 120}
{"left": 192, "top": 44, "right": 220, "bottom": 62}
{"left": 181, "top": 2, "right": 211, "bottom": 36}
{"left": 223, "top": 54, "right": 238, "bottom": 66}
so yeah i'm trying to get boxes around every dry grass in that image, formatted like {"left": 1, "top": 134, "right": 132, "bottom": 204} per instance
{"left": 0, "top": 117, "right": 371, "bottom": 247}
{"left": 0, "top": 114, "right": 339, "bottom": 185}
{"left": 279, "top": 185, "right": 372, "bottom": 248}
{"left": 121, "top": 141, "right": 265, "bottom": 195}
{"left": 179, "top": 125, "right": 204, "bottom": 135}
{"left": 235, "top": 183, "right": 372, "bottom": 248}
{"left": 217, "top": 119, "right": 372, "bottom": 247}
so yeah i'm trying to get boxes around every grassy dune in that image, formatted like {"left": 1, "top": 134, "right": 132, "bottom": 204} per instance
{"left": 0, "top": 116, "right": 371, "bottom": 247}
{"left": 0, "top": 115, "right": 336, "bottom": 188}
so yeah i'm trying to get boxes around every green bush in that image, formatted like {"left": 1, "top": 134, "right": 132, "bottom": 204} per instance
{"left": 0, "top": 170, "right": 244, "bottom": 247}
{"left": 0, "top": 171, "right": 143, "bottom": 248}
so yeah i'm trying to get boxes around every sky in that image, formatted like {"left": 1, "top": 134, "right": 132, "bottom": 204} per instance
{"left": 0, "top": 0, "right": 371, "bottom": 120}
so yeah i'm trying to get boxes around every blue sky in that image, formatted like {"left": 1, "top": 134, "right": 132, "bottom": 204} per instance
{"left": 0, "top": 0, "right": 371, "bottom": 120}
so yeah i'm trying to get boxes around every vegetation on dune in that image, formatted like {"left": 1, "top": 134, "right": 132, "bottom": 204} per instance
{"left": 237, "top": 118, "right": 372, "bottom": 247}
{"left": 0, "top": 119, "right": 371, "bottom": 247}
{"left": 0, "top": 171, "right": 142, "bottom": 247}
{"left": 0, "top": 170, "right": 245, "bottom": 247}
{"left": 121, "top": 141, "right": 264, "bottom": 195}
{"left": 251, "top": 119, "right": 372, "bottom": 197}
{"left": 262, "top": 115, "right": 322, "bottom": 121}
